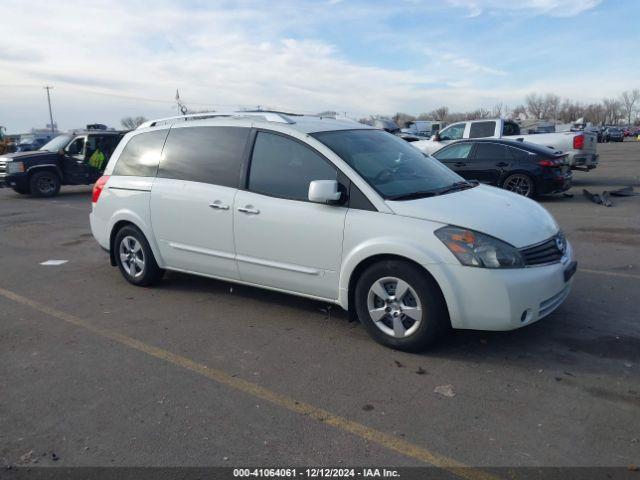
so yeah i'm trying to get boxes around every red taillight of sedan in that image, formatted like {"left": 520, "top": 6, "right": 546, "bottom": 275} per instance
{"left": 538, "top": 158, "right": 564, "bottom": 167}
{"left": 92, "top": 175, "right": 110, "bottom": 203}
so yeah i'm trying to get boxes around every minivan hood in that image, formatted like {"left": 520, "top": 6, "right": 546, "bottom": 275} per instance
{"left": 386, "top": 184, "right": 558, "bottom": 248}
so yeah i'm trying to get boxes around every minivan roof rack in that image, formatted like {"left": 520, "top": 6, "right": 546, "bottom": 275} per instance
{"left": 137, "top": 111, "right": 296, "bottom": 129}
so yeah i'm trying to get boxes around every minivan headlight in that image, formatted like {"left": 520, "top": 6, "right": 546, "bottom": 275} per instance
{"left": 435, "top": 226, "right": 525, "bottom": 268}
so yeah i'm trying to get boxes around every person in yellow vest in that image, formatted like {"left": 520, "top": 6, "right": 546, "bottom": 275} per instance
{"left": 88, "top": 140, "right": 107, "bottom": 171}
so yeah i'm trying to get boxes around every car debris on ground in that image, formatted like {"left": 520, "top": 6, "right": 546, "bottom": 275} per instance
{"left": 583, "top": 186, "right": 638, "bottom": 207}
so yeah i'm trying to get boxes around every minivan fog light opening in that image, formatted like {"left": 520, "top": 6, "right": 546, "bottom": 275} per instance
{"left": 435, "top": 226, "right": 525, "bottom": 269}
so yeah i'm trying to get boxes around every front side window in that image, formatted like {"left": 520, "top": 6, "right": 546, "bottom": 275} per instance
{"left": 469, "top": 121, "right": 496, "bottom": 139}
{"left": 248, "top": 132, "right": 336, "bottom": 201}
{"left": 433, "top": 143, "right": 473, "bottom": 160}
{"left": 159, "top": 126, "right": 249, "bottom": 187}
{"left": 439, "top": 123, "right": 465, "bottom": 141}
{"left": 312, "top": 129, "right": 463, "bottom": 199}
{"left": 66, "top": 137, "right": 85, "bottom": 158}
{"left": 113, "top": 130, "right": 168, "bottom": 177}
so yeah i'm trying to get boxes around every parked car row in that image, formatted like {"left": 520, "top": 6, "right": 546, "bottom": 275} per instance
{"left": 84, "top": 111, "right": 576, "bottom": 351}
{"left": 412, "top": 118, "right": 599, "bottom": 171}
{"left": 585, "top": 125, "right": 639, "bottom": 143}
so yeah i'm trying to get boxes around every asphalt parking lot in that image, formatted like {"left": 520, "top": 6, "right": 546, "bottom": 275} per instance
{"left": 1, "top": 141, "right": 639, "bottom": 474}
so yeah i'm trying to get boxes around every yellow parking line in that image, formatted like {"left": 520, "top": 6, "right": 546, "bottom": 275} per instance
{"left": 0, "top": 286, "right": 497, "bottom": 480}
{"left": 580, "top": 268, "right": 640, "bottom": 280}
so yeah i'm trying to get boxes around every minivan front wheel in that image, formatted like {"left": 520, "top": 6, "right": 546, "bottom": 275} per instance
{"left": 354, "top": 260, "right": 449, "bottom": 351}
{"left": 114, "top": 225, "right": 164, "bottom": 286}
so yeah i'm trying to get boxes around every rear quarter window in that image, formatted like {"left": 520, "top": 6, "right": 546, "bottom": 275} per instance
{"left": 112, "top": 130, "right": 169, "bottom": 177}
{"left": 158, "top": 126, "right": 249, "bottom": 187}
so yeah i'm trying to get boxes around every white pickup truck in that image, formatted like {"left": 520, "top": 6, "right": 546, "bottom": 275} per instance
{"left": 412, "top": 119, "right": 598, "bottom": 171}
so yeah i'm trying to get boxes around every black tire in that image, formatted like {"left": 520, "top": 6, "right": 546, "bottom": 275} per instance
{"left": 501, "top": 173, "right": 536, "bottom": 198}
{"left": 12, "top": 186, "right": 30, "bottom": 194}
{"left": 29, "top": 170, "right": 60, "bottom": 197}
{"left": 114, "top": 225, "right": 164, "bottom": 286}
{"left": 354, "top": 259, "right": 449, "bottom": 352}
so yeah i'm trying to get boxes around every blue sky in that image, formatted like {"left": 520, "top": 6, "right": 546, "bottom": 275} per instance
{"left": 0, "top": 0, "right": 637, "bottom": 132}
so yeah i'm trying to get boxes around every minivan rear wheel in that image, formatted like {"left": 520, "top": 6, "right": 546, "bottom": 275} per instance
{"left": 354, "top": 260, "right": 449, "bottom": 351}
{"left": 114, "top": 225, "right": 164, "bottom": 286}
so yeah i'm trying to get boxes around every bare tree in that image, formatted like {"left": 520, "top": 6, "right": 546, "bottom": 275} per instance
{"left": 584, "top": 103, "right": 606, "bottom": 125}
{"left": 121, "top": 116, "right": 148, "bottom": 129}
{"left": 511, "top": 104, "right": 527, "bottom": 119}
{"left": 543, "top": 94, "right": 561, "bottom": 120}
{"left": 603, "top": 98, "right": 623, "bottom": 125}
{"left": 430, "top": 106, "right": 449, "bottom": 122}
{"left": 620, "top": 89, "right": 639, "bottom": 125}
{"left": 392, "top": 112, "right": 416, "bottom": 128}
{"left": 492, "top": 102, "right": 507, "bottom": 118}
{"left": 558, "top": 100, "right": 585, "bottom": 123}
{"left": 525, "top": 93, "right": 544, "bottom": 119}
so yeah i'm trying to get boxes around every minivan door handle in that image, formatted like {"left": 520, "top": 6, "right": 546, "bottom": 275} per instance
{"left": 238, "top": 206, "right": 260, "bottom": 215}
{"left": 209, "top": 201, "right": 230, "bottom": 210}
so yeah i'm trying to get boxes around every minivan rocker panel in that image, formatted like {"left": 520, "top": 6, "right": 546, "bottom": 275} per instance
{"left": 90, "top": 113, "right": 575, "bottom": 352}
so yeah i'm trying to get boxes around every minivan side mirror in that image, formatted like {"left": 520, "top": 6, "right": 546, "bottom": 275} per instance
{"left": 308, "top": 180, "right": 341, "bottom": 204}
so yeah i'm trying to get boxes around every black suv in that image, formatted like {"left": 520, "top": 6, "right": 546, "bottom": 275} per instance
{"left": 0, "top": 129, "right": 126, "bottom": 197}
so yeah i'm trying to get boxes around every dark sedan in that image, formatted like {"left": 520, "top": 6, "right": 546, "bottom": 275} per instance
{"left": 431, "top": 139, "right": 572, "bottom": 198}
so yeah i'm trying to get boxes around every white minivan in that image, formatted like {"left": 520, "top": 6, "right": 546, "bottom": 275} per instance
{"left": 90, "top": 112, "right": 577, "bottom": 351}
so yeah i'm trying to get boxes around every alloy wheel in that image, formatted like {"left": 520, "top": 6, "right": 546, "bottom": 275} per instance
{"left": 366, "top": 276, "right": 422, "bottom": 338}
{"left": 119, "top": 236, "right": 145, "bottom": 278}
{"left": 504, "top": 174, "right": 533, "bottom": 197}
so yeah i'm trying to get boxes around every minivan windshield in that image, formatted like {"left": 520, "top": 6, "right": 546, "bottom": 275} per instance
{"left": 312, "top": 129, "right": 468, "bottom": 200}
{"left": 40, "top": 134, "right": 72, "bottom": 152}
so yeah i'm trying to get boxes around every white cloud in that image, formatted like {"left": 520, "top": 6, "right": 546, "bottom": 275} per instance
{"left": 0, "top": 0, "right": 629, "bottom": 132}
{"left": 446, "top": 0, "right": 601, "bottom": 17}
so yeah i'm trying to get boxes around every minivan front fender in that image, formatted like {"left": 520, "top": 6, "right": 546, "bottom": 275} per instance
{"left": 338, "top": 237, "right": 447, "bottom": 310}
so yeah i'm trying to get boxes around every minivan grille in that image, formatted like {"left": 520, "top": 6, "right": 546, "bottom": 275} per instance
{"left": 520, "top": 236, "right": 564, "bottom": 266}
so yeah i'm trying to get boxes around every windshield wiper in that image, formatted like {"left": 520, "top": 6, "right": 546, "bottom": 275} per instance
{"left": 388, "top": 180, "right": 478, "bottom": 201}
{"left": 388, "top": 190, "right": 439, "bottom": 201}
{"left": 431, "top": 180, "right": 478, "bottom": 195}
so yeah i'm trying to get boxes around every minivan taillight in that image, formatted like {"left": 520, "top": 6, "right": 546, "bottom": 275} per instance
{"left": 92, "top": 175, "right": 110, "bottom": 203}
{"left": 573, "top": 134, "right": 585, "bottom": 150}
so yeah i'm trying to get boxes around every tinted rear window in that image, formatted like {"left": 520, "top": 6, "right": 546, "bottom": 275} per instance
{"left": 474, "top": 142, "right": 508, "bottom": 161}
{"left": 469, "top": 121, "right": 496, "bottom": 138}
{"left": 158, "top": 126, "right": 249, "bottom": 187}
{"left": 113, "top": 130, "right": 168, "bottom": 177}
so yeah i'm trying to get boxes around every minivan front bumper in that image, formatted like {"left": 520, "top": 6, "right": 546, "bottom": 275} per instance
{"left": 428, "top": 243, "right": 575, "bottom": 331}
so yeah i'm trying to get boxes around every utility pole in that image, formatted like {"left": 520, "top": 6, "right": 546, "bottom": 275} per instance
{"left": 43, "top": 86, "right": 55, "bottom": 133}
